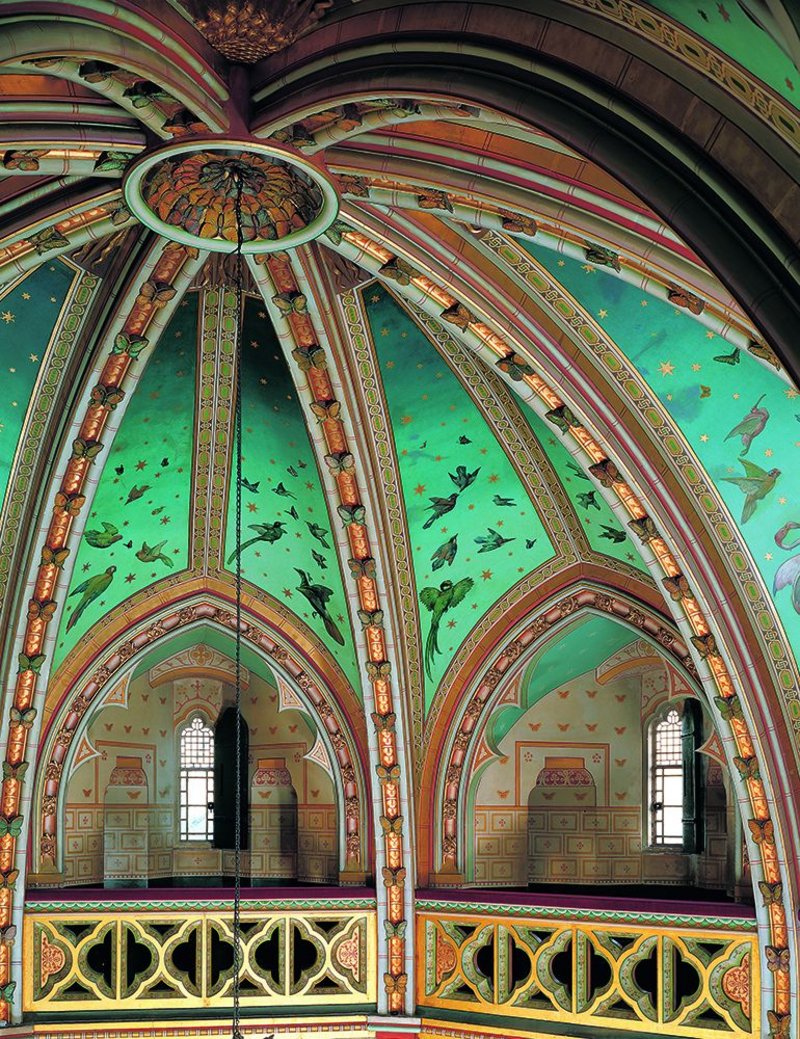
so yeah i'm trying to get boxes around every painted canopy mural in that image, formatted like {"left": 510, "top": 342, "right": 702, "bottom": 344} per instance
{"left": 51, "top": 292, "right": 199, "bottom": 669}
{"left": 522, "top": 241, "right": 800, "bottom": 661}
{"left": 0, "top": 260, "right": 82, "bottom": 513}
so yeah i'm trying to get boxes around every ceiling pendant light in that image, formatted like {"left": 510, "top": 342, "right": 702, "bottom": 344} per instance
{"left": 179, "top": 0, "right": 332, "bottom": 63}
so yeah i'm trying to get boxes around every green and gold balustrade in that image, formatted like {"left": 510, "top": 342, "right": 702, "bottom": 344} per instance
{"left": 417, "top": 898, "right": 757, "bottom": 1037}
{"left": 23, "top": 895, "right": 376, "bottom": 1013}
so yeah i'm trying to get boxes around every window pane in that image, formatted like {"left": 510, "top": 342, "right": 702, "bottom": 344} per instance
{"left": 179, "top": 717, "right": 215, "bottom": 841}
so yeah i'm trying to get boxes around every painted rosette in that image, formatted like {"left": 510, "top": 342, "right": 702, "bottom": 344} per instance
{"left": 124, "top": 138, "right": 339, "bottom": 253}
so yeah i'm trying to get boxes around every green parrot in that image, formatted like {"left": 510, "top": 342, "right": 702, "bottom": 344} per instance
{"left": 724, "top": 395, "right": 769, "bottom": 455}
{"left": 66, "top": 566, "right": 116, "bottom": 631}
{"left": 136, "top": 540, "right": 173, "bottom": 568}
{"left": 721, "top": 458, "right": 780, "bottom": 523}
{"left": 420, "top": 577, "right": 474, "bottom": 678}
{"left": 84, "top": 522, "right": 121, "bottom": 549}
{"left": 431, "top": 535, "right": 458, "bottom": 571}
{"left": 294, "top": 569, "right": 345, "bottom": 645}
{"left": 226, "top": 521, "right": 286, "bottom": 564}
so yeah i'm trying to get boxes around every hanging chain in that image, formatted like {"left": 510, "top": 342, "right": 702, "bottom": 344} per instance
{"left": 232, "top": 174, "right": 245, "bottom": 1039}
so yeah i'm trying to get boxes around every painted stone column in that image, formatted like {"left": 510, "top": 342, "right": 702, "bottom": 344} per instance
{"left": 250, "top": 757, "right": 297, "bottom": 882}
{"left": 103, "top": 756, "right": 149, "bottom": 887}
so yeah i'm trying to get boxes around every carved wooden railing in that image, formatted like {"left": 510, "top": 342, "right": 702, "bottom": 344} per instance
{"left": 417, "top": 894, "right": 758, "bottom": 1037}
{"left": 23, "top": 892, "right": 376, "bottom": 1012}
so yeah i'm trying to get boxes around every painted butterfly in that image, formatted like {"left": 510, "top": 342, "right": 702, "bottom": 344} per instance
{"left": 17, "top": 653, "right": 45, "bottom": 675}
{"left": 71, "top": 438, "right": 103, "bottom": 461}
{"left": 747, "top": 817, "right": 774, "bottom": 845}
{"left": 272, "top": 292, "right": 307, "bottom": 315}
{"left": 734, "top": 755, "right": 760, "bottom": 780}
{"left": 41, "top": 546, "right": 69, "bottom": 568}
{"left": 380, "top": 815, "right": 404, "bottom": 834}
{"left": 379, "top": 257, "right": 415, "bottom": 286}
{"left": 27, "top": 599, "right": 57, "bottom": 621}
{"left": 292, "top": 344, "right": 327, "bottom": 372}
{"left": 758, "top": 880, "right": 783, "bottom": 905}
{"left": 112, "top": 332, "right": 148, "bottom": 358}
{"left": 338, "top": 504, "right": 366, "bottom": 526}
{"left": 714, "top": 695, "right": 743, "bottom": 721}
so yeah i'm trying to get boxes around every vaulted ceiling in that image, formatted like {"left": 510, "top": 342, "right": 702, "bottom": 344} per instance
{"left": 1, "top": 0, "right": 800, "bottom": 1023}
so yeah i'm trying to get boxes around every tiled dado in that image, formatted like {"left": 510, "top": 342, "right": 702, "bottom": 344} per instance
{"left": 474, "top": 806, "right": 725, "bottom": 886}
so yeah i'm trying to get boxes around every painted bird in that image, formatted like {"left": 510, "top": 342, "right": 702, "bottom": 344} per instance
{"left": 566, "top": 461, "right": 590, "bottom": 481}
{"left": 577, "top": 491, "right": 601, "bottom": 511}
{"left": 599, "top": 524, "right": 626, "bottom": 543}
{"left": 307, "top": 521, "right": 330, "bottom": 548}
{"left": 84, "top": 522, "right": 121, "bottom": 549}
{"left": 458, "top": 435, "right": 472, "bottom": 445}
{"left": 66, "top": 566, "right": 116, "bottom": 632}
{"left": 125, "top": 484, "right": 149, "bottom": 504}
{"left": 525, "top": 538, "right": 537, "bottom": 549}
{"left": 273, "top": 481, "right": 296, "bottom": 499}
{"left": 287, "top": 465, "right": 298, "bottom": 478}
{"left": 721, "top": 458, "right": 780, "bottom": 523}
{"left": 423, "top": 493, "right": 458, "bottom": 530}
{"left": 312, "top": 549, "right": 328, "bottom": 570}
{"left": 724, "top": 395, "right": 769, "bottom": 455}
{"left": 226, "top": 521, "right": 286, "bottom": 563}
{"left": 449, "top": 465, "right": 480, "bottom": 492}
{"left": 493, "top": 494, "right": 516, "bottom": 507}
{"left": 420, "top": 577, "right": 474, "bottom": 678}
{"left": 295, "top": 569, "right": 345, "bottom": 645}
{"left": 286, "top": 506, "right": 299, "bottom": 520}
{"left": 774, "top": 522, "right": 800, "bottom": 614}
{"left": 431, "top": 534, "right": 458, "bottom": 570}
{"left": 136, "top": 540, "right": 173, "bottom": 568}
{"left": 475, "top": 528, "right": 515, "bottom": 552}
{"left": 241, "top": 478, "right": 260, "bottom": 493}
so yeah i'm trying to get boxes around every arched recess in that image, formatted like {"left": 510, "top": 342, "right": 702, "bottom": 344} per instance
{"left": 30, "top": 595, "right": 372, "bottom": 884}
{"left": 252, "top": 34, "right": 800, "bottom": 379}
{"left": 426, "top": 584, "right": 760, "bottom": 906}
{"left": 423, "top": 581, "right": 697, "bottom": 880}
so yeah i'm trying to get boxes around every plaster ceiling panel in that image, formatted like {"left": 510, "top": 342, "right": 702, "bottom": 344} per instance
{"left": 361, "top": 284, "right": 556, "bottom": 710}
{"left": 486, "top": 614, "right": 640, "bottom": 749}
{"left": 221, "top": 295, "right": 361, "bottom": 694}
{"left": 0, "top": 259, "right": 80, "bottom": 514}
{"left": 649, "top": 1, "right": 799, "bottom": 106}
{"left": 51, "top": 290, "right": 199, "bottom": 671}
{"left": 522, "top": 239, "right": 800, "bottom": 654}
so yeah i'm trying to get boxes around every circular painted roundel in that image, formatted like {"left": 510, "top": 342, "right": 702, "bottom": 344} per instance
{"left": 123, "top": 138, "right": 339, "bottom": 253}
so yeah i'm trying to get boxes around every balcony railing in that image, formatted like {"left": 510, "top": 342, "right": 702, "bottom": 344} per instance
{"left": 23, "top": 888, "right": 376, "bottom": 1013}
{"left": 417, "top": 891, "right": 758, "bottom": 1037}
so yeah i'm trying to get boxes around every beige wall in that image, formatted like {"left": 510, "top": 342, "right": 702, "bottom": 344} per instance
{"left": 56, "top": 655, "right": 338, "bottom": 886}
{"left": 472, "top": 663, "right": 729, "bottom": 888}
